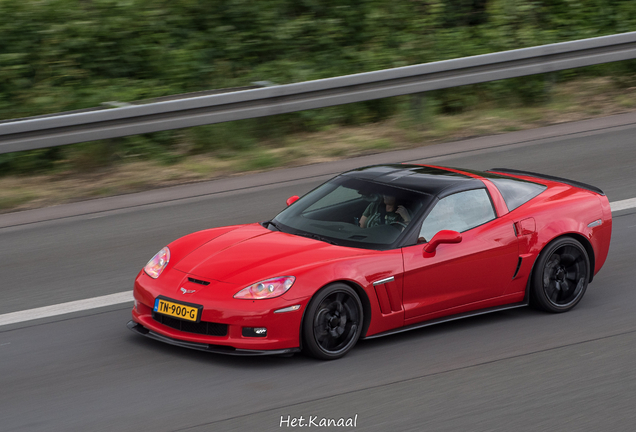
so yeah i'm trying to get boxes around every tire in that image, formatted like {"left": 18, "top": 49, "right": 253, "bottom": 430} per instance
{"left": 302, "top": 283, "right": 363, "bottom": 360}
{"left": 530, "top": 237, "right": 590, "bottom": 313}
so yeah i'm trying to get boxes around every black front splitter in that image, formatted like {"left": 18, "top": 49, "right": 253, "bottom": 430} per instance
{"left": 127, "top": 321, "right": 300, "bottom": 357}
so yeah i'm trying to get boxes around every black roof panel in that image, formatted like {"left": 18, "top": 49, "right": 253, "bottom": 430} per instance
{"left": 342, "top": 164, "right": 482, "bottom": 196}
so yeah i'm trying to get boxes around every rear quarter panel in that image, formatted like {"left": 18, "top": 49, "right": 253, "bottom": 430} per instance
{"left": 509, "top": 181, "right": 611, "bottom": 279}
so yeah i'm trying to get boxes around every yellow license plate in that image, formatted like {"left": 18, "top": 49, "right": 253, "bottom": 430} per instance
{"left": 153, "top": 297, "right": 202, "bottom": 322}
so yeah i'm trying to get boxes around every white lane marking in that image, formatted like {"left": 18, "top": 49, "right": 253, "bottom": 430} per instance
{"left": 0, "top": 291, "right": 132, "bottom": 327}
{"left": 610, "top": 197, "right": 636, "bottom": 212}
{"left": 1, "top": 196, "right": 636, "bottom": 328}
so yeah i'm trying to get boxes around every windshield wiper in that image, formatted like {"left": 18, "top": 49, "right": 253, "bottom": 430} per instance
{"left": 265, "top": 221, "right": 337, "bottom": 245}
{"left": 264, "top": 220, "right": 284, "bottom": 232}
{"left": 296, "top": 232, "right": 338, "bottom": 245}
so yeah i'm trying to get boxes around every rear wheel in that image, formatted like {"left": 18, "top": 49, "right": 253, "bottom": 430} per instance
{"left": 302, "top": 283, "right": 363, "bottom": 360}
{"left": 531, "top": 237, "right": 590, "bottom": 313}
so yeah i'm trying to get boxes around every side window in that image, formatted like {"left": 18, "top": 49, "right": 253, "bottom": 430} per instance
{"left": 419, "top": 189, "right": 496, "bottom": 241}
{"left": 489, "top": 177, "right": 546, "bottom": 211}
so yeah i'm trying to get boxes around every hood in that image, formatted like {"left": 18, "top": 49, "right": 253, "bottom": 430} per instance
{"left": 173, "top": 224, "right": 365, "bottom": 286}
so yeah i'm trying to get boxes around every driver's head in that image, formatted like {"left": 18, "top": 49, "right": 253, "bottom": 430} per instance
{"left": 383, "top": 195, "right": 397, "bottom": 213}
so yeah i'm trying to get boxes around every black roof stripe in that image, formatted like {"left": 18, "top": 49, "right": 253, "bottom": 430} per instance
{"left": 343, "top": 164, "right": 480, "bottom": 196}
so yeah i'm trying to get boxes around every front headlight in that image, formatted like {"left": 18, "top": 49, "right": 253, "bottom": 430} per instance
{"left": 234, "top": 276, "right": 296, "bottom": 300}
{"left": 144, "top": 247, "right": 170, "bottom": 279}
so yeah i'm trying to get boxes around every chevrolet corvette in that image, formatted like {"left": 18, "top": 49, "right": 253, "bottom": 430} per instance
{"left": 128, "top": 164, "right": 612, "bottom": 360}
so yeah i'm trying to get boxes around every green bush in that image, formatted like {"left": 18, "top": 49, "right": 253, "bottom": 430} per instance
{"left": 1, "top": 0, "right": 636, "bottom": 175}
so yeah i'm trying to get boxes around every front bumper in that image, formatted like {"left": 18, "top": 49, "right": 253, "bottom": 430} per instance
{"left": 130, "top": 269, "right": 309, "bottom": 353}
{"left": 127, "top": 321, "right": 300, "bottom": 356}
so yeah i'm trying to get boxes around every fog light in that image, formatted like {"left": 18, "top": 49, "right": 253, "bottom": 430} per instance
{"left": 134, "top": 299, "right": 139, "bottom": 312}
{"left": 242, "top": 327, "right": 267, "bottom": 337}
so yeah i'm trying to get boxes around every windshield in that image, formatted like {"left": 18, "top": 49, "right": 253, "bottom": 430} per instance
{"left": 272, "top": 176, "right": 431, "bottom": 249}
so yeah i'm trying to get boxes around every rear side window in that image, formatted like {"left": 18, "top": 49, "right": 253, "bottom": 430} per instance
{"left": 489, "top": 178, "right": 547, "bottom": 211}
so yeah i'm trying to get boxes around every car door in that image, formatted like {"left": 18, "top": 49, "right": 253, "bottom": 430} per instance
{"left": 401, "top": 188, "right": 519, "bottom": 322}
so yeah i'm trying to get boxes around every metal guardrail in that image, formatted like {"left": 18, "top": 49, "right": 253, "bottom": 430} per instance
{"left": 1, "top": 32, "right": 636, "bottom": 154}
{"left": 0, "top": 85, "right": 263, "bottom": 125}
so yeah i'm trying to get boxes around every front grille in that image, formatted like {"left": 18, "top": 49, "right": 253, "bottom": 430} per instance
{"left": 152, "top": 312, "right": 228, "bottom": 336}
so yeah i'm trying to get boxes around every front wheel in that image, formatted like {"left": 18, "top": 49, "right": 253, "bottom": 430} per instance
{"left": 530, "top": 237, "right": 590, "bottom": 313}
{"left": 302, "top": 284, "right": 363, "bottom": 360}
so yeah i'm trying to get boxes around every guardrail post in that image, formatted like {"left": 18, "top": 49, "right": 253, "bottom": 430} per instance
{"left": 410, "top": 93, "right": 427, "bottom": 130}
{"left": 545, "top": 72, "right": 557, "bottom": 102}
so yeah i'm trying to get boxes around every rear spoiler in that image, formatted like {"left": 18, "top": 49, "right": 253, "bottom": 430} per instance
{"left": 487, "top": 168, "right": 605, "bottom": 196}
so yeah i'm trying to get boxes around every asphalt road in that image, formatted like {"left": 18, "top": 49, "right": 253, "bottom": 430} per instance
{"left": 1, "top": 113, "right": 636, "bottom": 431}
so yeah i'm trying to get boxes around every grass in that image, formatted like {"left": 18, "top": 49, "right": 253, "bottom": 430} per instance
{"left": 239, "top": 150, "right": 282, "bottom": 172}
{"left": 1, "top": 76, "right": 636, "bottom": 214}
{"left": 0, "top": 191, "right": 36, "bottom": 210}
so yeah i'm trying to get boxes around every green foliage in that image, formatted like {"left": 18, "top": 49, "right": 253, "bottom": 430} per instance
{"left": 188, "top": 121, "right": 257, "bottom": 154}
{"left": 1, "top": 0, "right": 636, "bottom": 175}
{"left": 0, "top": 148, "right": 61, "bottom": 175}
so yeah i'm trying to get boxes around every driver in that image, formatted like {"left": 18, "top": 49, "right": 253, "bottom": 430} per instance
{"left": 359, "top": 195, "right": 411, "bottom": 228}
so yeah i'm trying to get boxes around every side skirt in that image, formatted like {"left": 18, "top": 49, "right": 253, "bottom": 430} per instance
{"left": 362, "top": 301, "right": 528, "bottom": 340}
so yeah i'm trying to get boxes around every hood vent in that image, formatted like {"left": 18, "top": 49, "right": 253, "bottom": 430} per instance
{"left": 188, "top": 277, "right": 210, "bottom": 286}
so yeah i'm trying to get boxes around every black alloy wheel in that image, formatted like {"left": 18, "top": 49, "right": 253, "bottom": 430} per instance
{"left": 302, "top": 283, "right": 363, "bottom": 360}
{"left": 531, "top": 237, "right": 590, "bottom": 313}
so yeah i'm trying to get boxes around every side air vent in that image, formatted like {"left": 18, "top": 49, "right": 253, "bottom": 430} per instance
{"left": 188, "top": 277, "right": 210, "bottom": 286}
{"left": 512, "top": 257, "right": 523, "bottom": 279}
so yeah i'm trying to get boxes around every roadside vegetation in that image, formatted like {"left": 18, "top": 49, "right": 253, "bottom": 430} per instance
{"left": 2, "top": 75, "right": 635, "bottom": 213}
{"left": 1, "top": 0, "right": 636, "bottom": 212}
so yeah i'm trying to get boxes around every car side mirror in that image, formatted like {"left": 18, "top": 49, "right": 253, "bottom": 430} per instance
{"left": 286, "top": 195, "right": 300, "bottom": 206}
{"left": 423, "top": 230, "right": 462, "bottom": 255}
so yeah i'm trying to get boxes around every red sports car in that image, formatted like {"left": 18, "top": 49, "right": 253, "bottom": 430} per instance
{"left": 128, "top": 165, "right": 612, "bottom": 360}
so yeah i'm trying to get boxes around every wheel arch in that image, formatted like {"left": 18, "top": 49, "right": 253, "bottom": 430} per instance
{"left": 525, "top": 233, "right": 595, "bottom": 303}
{"left": 566, "top": 233, "right": 596, "bottom": 283}
{"left": 338, "top": 280, "right": 373, "bottom": 339}
{"left": 298, "top": 279, "right": 372, "bottom": 351}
